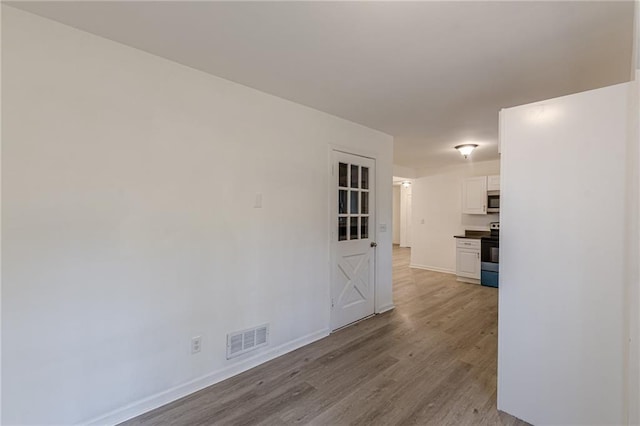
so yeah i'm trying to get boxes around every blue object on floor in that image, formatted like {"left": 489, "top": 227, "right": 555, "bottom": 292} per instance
{"left": 481, "top": 270, "right": 499, "bottom": 288}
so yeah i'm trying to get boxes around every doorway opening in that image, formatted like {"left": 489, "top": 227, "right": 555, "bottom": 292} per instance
{"left": 392, "top": 177, "right": 412, "bottom": 249}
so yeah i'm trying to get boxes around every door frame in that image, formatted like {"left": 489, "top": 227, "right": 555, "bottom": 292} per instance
{"left": 328, "top": 145, "right": 378, "bottom": 332}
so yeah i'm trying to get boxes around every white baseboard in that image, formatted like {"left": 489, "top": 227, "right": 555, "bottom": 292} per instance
{"left": 409, "top": 263, "right": 456, "bottom": 275}
{"left": 83, "top": 328, "right": 330, "bottom": 426}
{"left": 376, "top": 303, "right": 395, "bottom": 314}
{"left": 457, "top": 277, "right": 481, "bottom": 285}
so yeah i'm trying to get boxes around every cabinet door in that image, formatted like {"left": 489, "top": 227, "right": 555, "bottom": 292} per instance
{"left": 462, "top": 176, "right": 487, "bottom": 214}
{"left": 487, "top": 175, "right": 500, "bottom": 191}
{"left": 456, "top": 248, "right": 481, "bottom": 279}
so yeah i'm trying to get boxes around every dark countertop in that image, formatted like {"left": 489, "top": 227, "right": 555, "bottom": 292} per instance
{"left": 454, "top": 230, "right": 491, "bottom": 239}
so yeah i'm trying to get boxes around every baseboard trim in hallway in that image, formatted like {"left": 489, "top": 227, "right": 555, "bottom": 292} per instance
{"left": 410, "top": 263, "right": 456, "bottom": 275}
{"left": 85, "top": 328, "right": 330, "bottom": 426}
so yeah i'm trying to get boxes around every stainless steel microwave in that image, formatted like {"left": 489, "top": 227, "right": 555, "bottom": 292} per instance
{"left": 487, "top": 191, "right": 500, "bottom": 213}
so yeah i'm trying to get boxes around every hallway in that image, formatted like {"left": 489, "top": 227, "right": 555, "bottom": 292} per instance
{"left": 124, "top": 246, "right": 526, "bottom": 425}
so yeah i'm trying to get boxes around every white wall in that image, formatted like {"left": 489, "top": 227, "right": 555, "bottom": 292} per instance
{"left": 498, "top": 83, "right": 630, "bottom": 425}
{"left": 1, "top": 7, "right": 394, "bottom": 425}
{"left": 629, "top": 66, "right": 640, "bottom": 424}
{"left": 392, "top": 185, "right": 401, "bottom": 244}
{"left": 627, "top": 7, "right": 640, "bottom": 424}
{"left": 629, "top": 7, "right": 640, "bottom": 421}
{"left": 410, "top": 161, "right": 499, "bottom": 274}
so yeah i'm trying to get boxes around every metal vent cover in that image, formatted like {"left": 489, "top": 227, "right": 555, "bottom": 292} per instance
{"left": 227, "top": 324, "right": 269, "bottom": 359}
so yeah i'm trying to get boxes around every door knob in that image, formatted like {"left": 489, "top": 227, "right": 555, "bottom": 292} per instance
{"left": 371, "top": 242, "right": 377, "bottom": 247}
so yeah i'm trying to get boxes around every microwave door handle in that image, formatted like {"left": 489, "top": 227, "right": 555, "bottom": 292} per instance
{"left": 483, "top": 205, "right": 486, "bottom": 213}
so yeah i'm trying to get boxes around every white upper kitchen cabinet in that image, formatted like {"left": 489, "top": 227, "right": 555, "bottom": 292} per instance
{"left": 462, "top": 176, "right": 487, "bottom": 214}
{"left": 487, "top": 175, "right": 500, "bottom": 191}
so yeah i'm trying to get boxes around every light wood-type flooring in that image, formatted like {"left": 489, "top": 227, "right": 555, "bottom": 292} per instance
{"left": 122, "top": 246, "right": 529, "bottom": 426}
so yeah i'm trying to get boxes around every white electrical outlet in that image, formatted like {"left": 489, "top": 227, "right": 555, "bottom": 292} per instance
{"left": 191, "top": 336, "right": 202, "bottom": 354}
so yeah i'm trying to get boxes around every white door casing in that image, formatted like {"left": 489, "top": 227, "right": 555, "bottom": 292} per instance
{"left": 400, "top": 183, "right": 412, "bottom": 248}
{"left": 330, "top": 151, "right": 376, "bottom": 331}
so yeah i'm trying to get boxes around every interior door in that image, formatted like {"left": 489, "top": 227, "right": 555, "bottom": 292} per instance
{"left": 331, "top": 151, "right": 376, "bottom": 331}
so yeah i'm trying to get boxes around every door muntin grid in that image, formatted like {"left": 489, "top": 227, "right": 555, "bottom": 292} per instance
{"left": 338, "top": 162, "right": 370, "bottom": 241}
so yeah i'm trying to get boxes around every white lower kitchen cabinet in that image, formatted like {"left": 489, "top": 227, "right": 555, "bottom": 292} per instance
{"left": 456, "top": 239, "right": 481, "bottom": 284}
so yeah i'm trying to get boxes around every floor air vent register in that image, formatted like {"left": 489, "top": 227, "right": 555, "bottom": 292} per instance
{"left": 226, "top": 324, "right": 269, "bottom": 359}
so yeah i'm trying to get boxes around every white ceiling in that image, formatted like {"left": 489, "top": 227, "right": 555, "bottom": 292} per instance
{"left": 9, "top": 1, "right": 634, "bottom": 171}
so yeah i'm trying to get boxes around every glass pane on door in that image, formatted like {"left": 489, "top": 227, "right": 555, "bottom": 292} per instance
{"left": 361, "top": 217, "right": 369, "bottom": 239}
{"left": 350, "top": 191, "right": 359, "bottom": 214}
{"left": 361, "top": 167, "right": 369, "bottom": 189}
{"left": 338, "top": 190, "right": 347, "bottom": 214}
{"left": 350, "top": 165, "right": 359, "bottom": 188}
{"left": 339, "top": 163, "right": 348, "bottom": 188}
{"left": 338, "top": 217, "right": 347, "bottom": 241}
{"left": 350, "top": 217, "right": 359, "bottom": 240}
{"left": 361, "top": 192, "right": 369, "bottom": 214}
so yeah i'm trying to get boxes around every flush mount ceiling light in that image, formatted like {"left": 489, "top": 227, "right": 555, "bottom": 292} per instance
{"left": 455, "top": 144, "right": 478, "bottom": 159}
{"left": 401, "top": 181, "right": 411, "bottom": 187}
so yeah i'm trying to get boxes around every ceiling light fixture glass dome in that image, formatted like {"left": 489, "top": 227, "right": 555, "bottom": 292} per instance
{"left": 455, "top": 144, "right": 478, "bottom": 159}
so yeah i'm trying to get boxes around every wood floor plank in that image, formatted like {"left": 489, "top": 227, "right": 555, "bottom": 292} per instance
{"left": 121, "top": 246, "right": 530, "bottom": 426}
{"left": 276, "top": 354, "right": 399, "bottom": 424}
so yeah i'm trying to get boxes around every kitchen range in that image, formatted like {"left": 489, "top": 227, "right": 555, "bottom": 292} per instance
{"left": 481, "top": 222, "right": 499, "bottom": 288}
{"left": 454, "top": 222, "right": 499, "bottom": 288}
